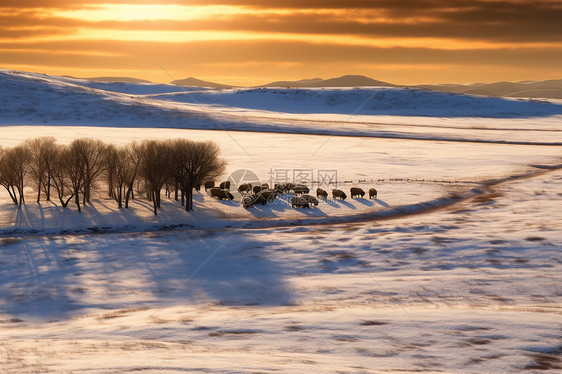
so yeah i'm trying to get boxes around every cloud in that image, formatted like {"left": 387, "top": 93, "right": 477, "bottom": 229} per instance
{"left": 2, "top": 1, "right": 561, "bottom": 43}
{"left": 1, "top": 0, "right": 561, "bottom": 83}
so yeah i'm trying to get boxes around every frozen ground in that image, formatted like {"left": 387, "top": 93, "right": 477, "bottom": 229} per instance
{"left": 0, "top": 71, "right": 560, "bottom": 373}
{"left": 0, "top": 166, "right": 560, "bottom": 373}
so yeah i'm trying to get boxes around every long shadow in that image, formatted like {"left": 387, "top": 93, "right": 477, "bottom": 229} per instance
{"left": 338, "top": 200, "right": 356, "bottom": 210}
{"left": 290, "top": 206, "right": 328, "bottom": 217}
{"left": 0, "top": 230, "right": 293, "bottom": 319}
{"left": 322, "top": 199, "right": 341, "bottom": 208}
{"left": 353, "top": 198, "right": 374, "bottom": 207}
{"left": 375, "top": 199, "right": 390, "bottom": 208}
{"left": 245, "top": 204, "right": 279, "bottom": 218}
{"left": 192, "top": 192, "right": 205, "bottom": 203}
{"left": 217, "top": 199, "right": 239, "bottom": 207}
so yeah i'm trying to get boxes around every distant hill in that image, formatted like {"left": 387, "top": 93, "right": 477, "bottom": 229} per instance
{"left": 171, "top": 77, "right": 233, "bottom": 89}
{"left": 63, "top": 75, "right": 152, "bottom": 83}
{"left": 260, "top": 75, "right": 396, "bottom": 88}
{"left": 260, "top": 78, "right": 324, "bottom": 87}
{"left": 414, "top": 79, "right": 562, "bottom": 99}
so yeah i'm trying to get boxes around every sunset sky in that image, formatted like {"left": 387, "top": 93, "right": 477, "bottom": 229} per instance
{"left": 2, "top": 0, "right": 561, "bottom": 85}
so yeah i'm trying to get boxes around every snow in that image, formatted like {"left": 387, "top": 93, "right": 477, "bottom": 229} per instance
{"left": 2, "top": 69, "right": 561, "bottom": 145}
{"left": 0, "top": 70, "right": 561, "bottom": 373}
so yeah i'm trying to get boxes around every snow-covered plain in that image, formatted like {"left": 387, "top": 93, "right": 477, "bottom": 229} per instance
{"left": 0, "top": 70, "right": 560, "bottom": 373}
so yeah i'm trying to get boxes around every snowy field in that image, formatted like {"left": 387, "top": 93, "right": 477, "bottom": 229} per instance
{"left": 0, "top": 70, "right": 561, "bottom": 373}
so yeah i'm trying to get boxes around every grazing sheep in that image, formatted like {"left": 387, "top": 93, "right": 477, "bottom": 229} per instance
{"left": 204, "top": 181, "right": 215, "bottom": 191}
{"left": 258, "top": 189, "right": 277, "bottom": 203}
{"left": 238, "top": 183, "right": 252, "bottom": 194}
{"left": 218, "top": 190, "right": 234, "bottom": 200}
{"left": 316, "top": 188, "right": 328, "bottom": 199}
{"left": 210, "top": 187, "right": 221, "bottom": 198}
{"left": 274, "top": 184, "right": 287, "bottom": 193}
{"left": 302, "top": 194, "right": 319, "bottom": 206}
{"left": 242, "top": 195, "right": 256, "bottom": 208}
{"left": 252, "top": 193, "right": 267, "bottom": 205}
{"left": 332, "top": 189, "right": 347, "bottom": 200}
{"left": 290, "top": 195, "right": 309, "bottom": 208}
{"left": 369, "top": 188, "right": 378, "bottom": 199}
{"left": 219, "top": 181, "right": 231, "bottom": 190}
{"left": 293, "top": 184, "right": 310, "bottom": 196}
{"left": 350, "top": 187, "right": 365, "bottom": 198}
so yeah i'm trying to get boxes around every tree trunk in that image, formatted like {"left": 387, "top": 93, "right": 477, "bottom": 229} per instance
{"left": 152, "top": 191, "right": 158, "bottom": 215}
{"left": 36, "top": 180, "right": 42, "bottom": 203}
{"left": 63, "top": 193, "right": 75, "bottom": 208}
{"left": 125, "top": 183, "right": 133, "bottom": 208}
{"left": 5, "top": 186, "right": 18, "bottom": 205}
{"left": 46, "top": 174, "right": 51, "bottom": 201}
{"left": 185, "top": 187, "right": 193, "bottom": 211}
{"left": 117, "top": 186, "right": 123, "bottom": 208}
{"left": 75, "top": 191, "right": 81, "bottom": 212}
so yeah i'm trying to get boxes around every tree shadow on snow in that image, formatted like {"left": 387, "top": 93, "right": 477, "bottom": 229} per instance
{"left": 0, "top": 230, "right": 293, "bottom": 320}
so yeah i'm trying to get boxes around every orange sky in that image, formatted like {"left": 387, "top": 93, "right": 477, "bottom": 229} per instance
{"left": 1, "top": 0, "right": 561, "bottom": 85}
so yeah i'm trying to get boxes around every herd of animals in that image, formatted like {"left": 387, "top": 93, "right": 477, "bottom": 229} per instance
{"left": 200, "top": 181, "right": 378, "bottom": 209}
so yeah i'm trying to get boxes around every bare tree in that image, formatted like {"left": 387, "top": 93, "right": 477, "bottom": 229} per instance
{"left": 70, "top": 138, "right": 107, "bottom": 205}
{"left": 49, "top": 145, "right": 76, "bottom": 209}
{"left": 24, "top": 137, "right": 57, "bottom": 203}
{"left": 139, "top": 140, "right": 171, "bottom": 215}
{"left": 123, "top": 142, "right": 142, "bottom": 209}
{"left": 105, "top": 144, "right": 139, "bottom": 208}
{"left": 171, "top": 139, "right": 226, "bottom": 212}
{"left": 0, "top": 145, "right": 32, "bottom": 206}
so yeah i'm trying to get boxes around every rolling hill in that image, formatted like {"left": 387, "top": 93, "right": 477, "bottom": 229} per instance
{"left": 261, "top": 75, "right": 395, "bottom": 88}
{"left": 171, "top": 77, "right": 234, "bottom": 89}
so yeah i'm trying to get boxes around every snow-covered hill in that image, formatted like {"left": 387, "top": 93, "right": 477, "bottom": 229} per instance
{"left": 2, "top": 69, "right": 562, "bottom": 146}
{"left": 2, "top": 69, "right": 562, "bottom": 122}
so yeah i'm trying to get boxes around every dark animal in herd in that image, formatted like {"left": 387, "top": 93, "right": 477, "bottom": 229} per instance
{"left": 303, "top": 194, "right": 319, "bottom": 206}
{"left": 369, "top": 188, "right": 378, "bottom": 199}
{"left": 316, "top": 188, "right": 328, "bottom": 199}
{"left": 332, "top": 189, "right": 347, "bottom": 200}
{"left": 259, "top": 189, "right": 278, "bottom": 203}
{"left": 291, "top": 194, "right": 318, "bottom": 208}
{"left": 290, "top": 196, "right": 309, "bottom": 208}
{"left": 350, "top": 187, "right": 365, "bottom": 198}
{"left": 242, "top": 193, "right": 267, "bottom": 208}
{"left": 274, "top": 184, "right": 286, "bottom": 193}
{"left": 242, "top": 195, "right": 258, "bottom": 208}
{"left": 210, "top": 187, "right": 233, "bottom": 200}
{"left": 293, "top": 184, "right": 310, "bottom": 196}
{"left": 238, "top": 183, "right": 252, "bottom": 194}
{"left": 210, "top": 187, "right": 221, "bottom": 198}
{"left": 284, "top": 183, "right": 295, "bottom": 192}
{"left": 204, "top": 181, "right": 215, "bottom": 191}
{"left": 219, "top": 190, "right": 234, "bottom": 200}
{"left": 219, "top": 181, "right": 230, "bottom": 190}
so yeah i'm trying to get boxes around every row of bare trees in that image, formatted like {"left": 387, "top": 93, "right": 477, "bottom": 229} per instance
{"left": 0, "top": 137, "right": 226, "bottom": 215}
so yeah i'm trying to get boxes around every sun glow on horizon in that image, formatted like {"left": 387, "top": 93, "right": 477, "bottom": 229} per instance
{"left": 1, "top": 1, "right": 561, "bottom": 85}
{"left": 52, "top": 4, "right": 250, "bottom": 22}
